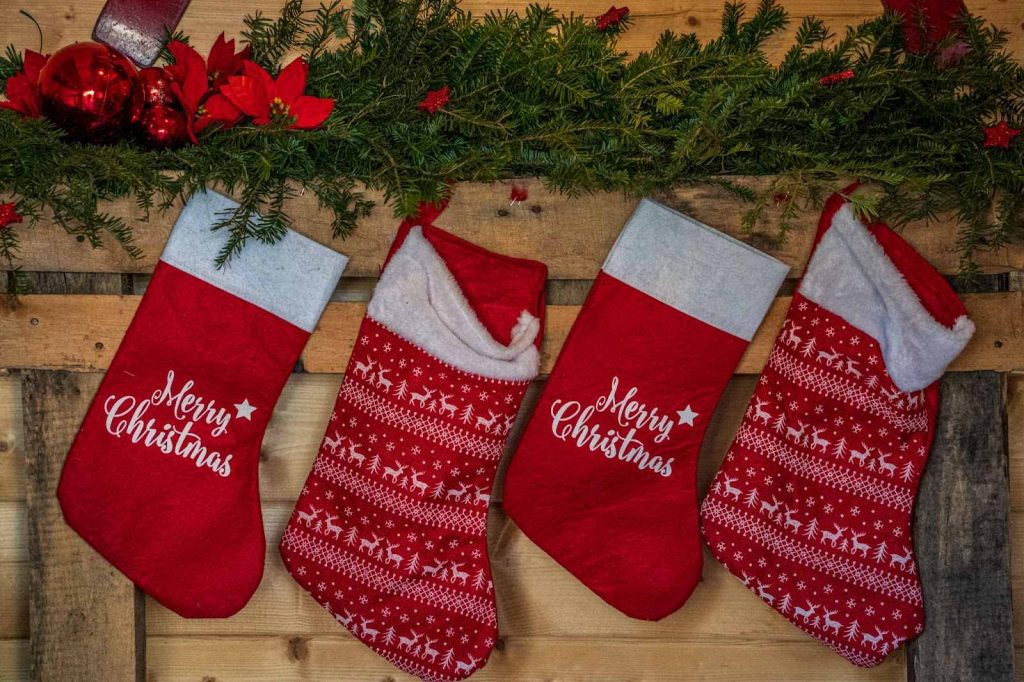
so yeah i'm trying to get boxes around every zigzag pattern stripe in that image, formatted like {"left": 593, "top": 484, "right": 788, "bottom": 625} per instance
{"left": 314, "top": 456, "right": 486, "bottom": 534}
{"left": 827, "top": 641, "right": 884, "bottom": 667}
{"left": 282, "top": 526, "right": 496, "bottom": 624}
{"left": 737, "top": 423, "right": 913, "bottom": 512}
{"left": 702, "top": 497, "right": 923, "bottom": 606}
{"left": 340, "top": 380, "right": 505, "bottom": 461}
{"left": 768, "top": 347, "right": 928, "bottom": 432}
{"left": 379, "top": 650, "right": 462, "bottom": 682}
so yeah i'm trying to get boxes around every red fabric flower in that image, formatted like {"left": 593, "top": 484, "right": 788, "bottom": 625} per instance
{"left": 418, "top": 86, "right": 450, "bottom": 114}
{"left": 0, "top": 202, "right": 23, "bottom": 229}
{"left": 982, "top": 121, "right": 1021, "bottom": 149}
{"left": 510, "top": 185, "right": 528, "bottom": 204}
{"left": 596, "top": 6, "right": 630, "bottom": 31}
{"left": 206, "top": 33, "right": 252, "bottom": 88}
{"left": 0, "top": 50, "right": 49, "bottom": 118}
{"left": 882, "top": 0, "right": 966, "bottom": 54}
{"left": 819, "top": 69, "right": 856, "bottom": 86}
{"left": 221, "top": 58, "right": 334, "bottom": 129}
{"left": 165, "top": 41, "right": 243, "bottom": 142}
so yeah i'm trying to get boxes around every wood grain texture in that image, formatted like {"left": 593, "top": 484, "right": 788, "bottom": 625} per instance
{"left": 1, "top": 292, "right": 1021, "bottom": 374}
{"left": 2, "top": 0, "right": 1022, "bottom": 62}
{"left": 2, "top": 180, "right": 1023, "bottom": 278}
{"left": 17, "top": 268, "right": 144, "bottom": 682}
{"left": 907, "top": 373, "right": 1014, "bottom": 681}
{"left": 22, "top": 371, "right": 145, "bottom": 681}
{"left": 1007, "top": 373, "right": 1024, "bottom": 673}
{"left": 0, "top": 640, "right": 29, "bottom": 682}
{"left": 142, "top": 635, "right": 907, "bottom": 681}
{"left": 0, "top": 375, "right": 23, "bottom": 501}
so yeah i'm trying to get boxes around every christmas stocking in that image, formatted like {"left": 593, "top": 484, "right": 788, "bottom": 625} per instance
{"left": 503, "top": 199, "right": 789, "bottom": 620}
{"left": 57, "top": 190, "right": 347, "bottom": 617}
{"left": 279, "top": 223, "right": 546, "bottom": 681}
{"left": 700, "top": 190, "right": 975, "bottom": 666}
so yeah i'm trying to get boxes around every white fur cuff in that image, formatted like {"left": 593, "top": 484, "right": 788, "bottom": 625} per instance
{"left": 800, "top": 204, "right": 974, "bottom": 392}
{"left": 367, "top": 227, "right": 541, "bottom": 381}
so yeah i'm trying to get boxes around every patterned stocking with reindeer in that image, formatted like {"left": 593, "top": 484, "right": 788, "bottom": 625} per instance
{"left": 280, "top": 221, "right": 546, "bottom": 681}
{"left": 700, "top": 188, "right": 975, "bottom": 666}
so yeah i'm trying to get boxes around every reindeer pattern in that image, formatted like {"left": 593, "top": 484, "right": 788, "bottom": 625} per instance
{"left": 283, "top": 319, "right": 530, "bottom": 679}
{"left": 701, "top": 292, "right": 934, "bottom": 666}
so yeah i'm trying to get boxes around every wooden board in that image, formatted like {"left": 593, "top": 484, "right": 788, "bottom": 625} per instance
{"left": 142, "top": 635, "right": 907, "bottom": 681}
{"left": 2, "top": 180, "right": 1023, "bottom": 278}
{"left": 0, "top": 374, "right": 23, "bottom": 501}
{"left": 906, "top": 373, "right": 1014, "bottom": 680}
{"left": 1, "top": 0, "right": 1022, "bottom": 79}
{"left": 1008, "top": 373, "right": 1024, "bottom": 674}
{"left": 18, "top": 273, "right": 145, "bottom": 682}
{"left": 1, "top": 292, "right": 1021, "bottom": 375}
{"left": 22, "top": 371, "right": 144, "bottom": 681}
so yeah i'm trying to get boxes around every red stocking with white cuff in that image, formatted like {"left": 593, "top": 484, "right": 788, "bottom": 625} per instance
{"left": 58, "top": 190, "right": 347, "bottom": 617}
{"left": 700, "top": 191, "right": 975, "bottom": 666}
{"left": 503, "top": 199, "right": 788, "bottom": 619}
{"left": 280, "top": 223, "right": 546, "bottom": 681}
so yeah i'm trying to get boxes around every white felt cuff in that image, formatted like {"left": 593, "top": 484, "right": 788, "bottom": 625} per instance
{"left": 160, "top": 190, "right": 348, "bottom": 333}
{"left": 800, "top": 204, "right": 974, "bottom": 393}
{"left": 602, "top": 199, "right": 789, "bottom": 341}
{"left": 367, "top": 227, "right": 541, "bottom": 381}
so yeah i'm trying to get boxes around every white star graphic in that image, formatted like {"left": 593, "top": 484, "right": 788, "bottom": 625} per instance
{"left": 676, "top": 405, "right": 699, "bottom": 427}
{"left": 234, "top": 399, "right": 257, "bottom": 420}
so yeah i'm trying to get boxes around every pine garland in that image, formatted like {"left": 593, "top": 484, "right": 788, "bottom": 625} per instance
{"left": 1, "top": 0, "right": 1022, "bottom": 285}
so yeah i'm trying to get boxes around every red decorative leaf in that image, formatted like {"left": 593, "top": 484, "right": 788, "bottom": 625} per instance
{"left": 418, "top": 86, "right": 450, "bottom": 114}
{"left": 596, "top": 6, "right": 629, "bottom": 31}
{"left": 982, "top": 120, "right": 1021, "bottom": 149}
{"left": 0, "top": 202, "right": 23, "bottom": 229}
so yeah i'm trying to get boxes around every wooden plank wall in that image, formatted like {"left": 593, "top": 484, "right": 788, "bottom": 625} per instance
{"left": 1, "top": 0, "right": 1023, "bottom": 680}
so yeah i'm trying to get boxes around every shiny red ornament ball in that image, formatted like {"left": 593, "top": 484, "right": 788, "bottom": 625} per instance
{"left": 38, "top": 42, "right": 138, "bottom": 143}
{"left": 131, "top": 67, "right": 176, "bottom": 123}
{"left": 138, "top": 104, "right": 189, "bottom": 149}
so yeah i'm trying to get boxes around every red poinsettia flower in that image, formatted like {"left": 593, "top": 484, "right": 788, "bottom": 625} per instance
{"left": 596, "top": 6, "right": 630, "bottom": 31}
{"left": 882, "top": 0, "right": 966, "bottom": 54}
{"left": 221, "top": 58, "right": 334, "bottom": 129}
{"left": 418, "top": 86, "right": 450, "bottom": 114}
{"left": 982, "top": 120, "right": 1021, "bottom": 149}
{"left": 0, "top": 202, "right": 23, "bottom": 229}
{"left": 0, "top": 50, "right": 49, "bottom": 118}
{"left": 165, "top": 40, "right": 243, "bottom": 142}
{"left": 206, "top": 33, "right": 252, "bottom": 88}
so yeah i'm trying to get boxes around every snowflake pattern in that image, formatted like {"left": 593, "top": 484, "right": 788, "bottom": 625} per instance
{"left": 701, "top": 289, "right": 936, "bottom": 667}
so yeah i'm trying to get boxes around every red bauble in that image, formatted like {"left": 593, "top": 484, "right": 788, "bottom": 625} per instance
{"left": 38, "top": 42, "right": 138, "bottom": 143}
{"left": 131, "top": 67, "right": 176, "bottom": 123}
{"left": 138, "top": 104, "right": 188, "bottom": 149}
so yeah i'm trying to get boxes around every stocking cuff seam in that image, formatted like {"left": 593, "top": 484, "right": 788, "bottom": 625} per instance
{"left": 602, "top": 198, "right": 789, "bottom": 341}
{"left": 160, "top": 189, "right": 348, "bottom": 332}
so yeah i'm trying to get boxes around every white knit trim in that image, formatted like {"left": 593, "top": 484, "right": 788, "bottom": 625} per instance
{"left": 160, "top": 190, "right": 348, "bottom": 332}
{"left": 367, "top": 227, "right": 540, "bottom": 381}
{"left": 602, "top": 199, "right": 788, "bottom": 341}
{"left": 800, "top": 204, "right": 974, "bottom": 392}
